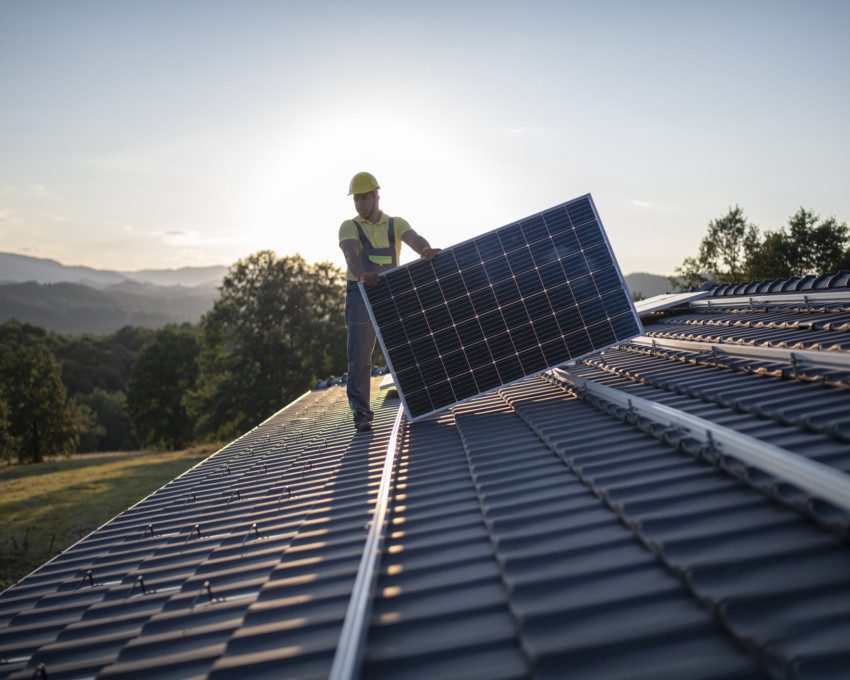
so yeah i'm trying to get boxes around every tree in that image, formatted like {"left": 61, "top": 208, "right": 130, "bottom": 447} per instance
{"left": 746, "top": 208, "right": 849, "bottom": 279}
{"left": 0, "top": 334, "right": 88, "bottom": 462}
{"left": 127, "top": 326, "right": 200, "bottom": 449}
{"left": 674, "top": 206, "right": 760, "bottom": 288}
{"left": 76, "top": 389, "right": 135, "bottom": 452}
{"left": 188, "top": 251, "right": 347, "bottom": 440}
{"left": 0, "top": 384, "right": 18, "bottom": 461}
{"left": 674, "top": 206, "right": 849, "bottom": 289}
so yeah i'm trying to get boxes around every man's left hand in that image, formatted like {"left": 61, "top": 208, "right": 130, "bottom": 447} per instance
{"left": 421, "top": 247, "right": 441, "bottom": 261}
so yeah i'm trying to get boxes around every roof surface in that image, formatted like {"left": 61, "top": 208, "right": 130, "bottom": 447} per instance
{"left": 2, "top": 279, "right": 850, "bottom": 679}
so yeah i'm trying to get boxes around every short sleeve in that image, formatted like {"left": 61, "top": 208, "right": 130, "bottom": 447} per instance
{"left": 393, "top": 216, "right": 411, "bottom": 240}
{"left": 339, "top": 219, "right": 357, "bottom": 244}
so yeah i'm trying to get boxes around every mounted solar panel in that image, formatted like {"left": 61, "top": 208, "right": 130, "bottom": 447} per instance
{"left": 360, "top": 193, "right": 643, "bottom": 420}
{"left": 634, "top": 291, "right": 711, "bottom": 315}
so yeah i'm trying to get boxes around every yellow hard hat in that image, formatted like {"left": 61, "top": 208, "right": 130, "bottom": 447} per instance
{"left": 348, "top": 171, "right": 380, "bottom": 195}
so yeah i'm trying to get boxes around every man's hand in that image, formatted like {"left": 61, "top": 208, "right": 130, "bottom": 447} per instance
{"left": 421, "top": 247, "right": 441, "bottom": 261}
{"left": 359, "top": 272, "right": 380, "bottom": 286}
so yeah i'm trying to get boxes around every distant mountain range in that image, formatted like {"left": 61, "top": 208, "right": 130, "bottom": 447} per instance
{"left": 0, "top": 251, "right": 676, "bottom": 335}
{"left": 0, "top": 251, "right": 228, "bottom": 288}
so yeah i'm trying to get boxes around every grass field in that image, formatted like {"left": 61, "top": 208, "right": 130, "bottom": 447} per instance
{"left": 0, "top": 444, "right": 221, "bottom": 591}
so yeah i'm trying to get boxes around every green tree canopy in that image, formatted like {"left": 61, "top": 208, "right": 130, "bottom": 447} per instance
{"left": 675, "top": 206, "right": 849, "bottom": 289}
{"left": 188, "top": 251, "right": 347, "bottom": 440}
{"left": 0, "top": 326, "right": 90, "bottom": 462}
{"left": 127, "top": 326, "right": 200, "bottom": 449}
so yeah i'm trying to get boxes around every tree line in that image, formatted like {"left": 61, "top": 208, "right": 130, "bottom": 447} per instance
{"left": 0, "top": 253, "right": 348, "bottom": 463}
{"left": 675, "top": 206, "right": 849, "bottom": 289}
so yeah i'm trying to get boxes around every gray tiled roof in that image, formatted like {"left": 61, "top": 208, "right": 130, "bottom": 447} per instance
{"left": 2, "top": 284, "right": 850, "bottom": 679}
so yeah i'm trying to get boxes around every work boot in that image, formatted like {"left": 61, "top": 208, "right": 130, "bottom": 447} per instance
{"left": 354, "top": 411, "right": 372, "bottom": 432}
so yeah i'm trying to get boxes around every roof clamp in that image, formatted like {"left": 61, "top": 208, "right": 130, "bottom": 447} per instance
{"left": 277, "top": 486, "right": 291, "bottom": 504}
{"left": 252, "top": 523, "right": 260, "bottom": 540}
{"left": 129, "top": 574, "right": 147, "bottom": 596}
{"left": 204, "top": 580, "right": 217, "bottom": 603}
{"left": 76, "top": 569, "right": 95, "bottom": 589}
{"left": 227, "top": 490, "right": 241, "bottom": 504}
{"left": 748, "top": 296, "right": 755, "bottom": 310}
{"left": 789, "top": 352, "right": 801, "bottom": 378}
{"left": 33, "top": 663, "right": 48, "bottom": 679}
{"left": 804, "top": 294, "right": 812, "bottom": 311}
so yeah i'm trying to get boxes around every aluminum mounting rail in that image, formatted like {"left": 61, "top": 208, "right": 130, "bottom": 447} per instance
{"left": 329, "top": 405, "right": 405, "bottom": 680}
{"left": 689, "top": 290, "right": 850, "bottom": 308}
{"left": 628, "top": 335, "right": 850, "bottom": 370}
{"left": 552, "top": 367, "right": 850, "bottom": 514}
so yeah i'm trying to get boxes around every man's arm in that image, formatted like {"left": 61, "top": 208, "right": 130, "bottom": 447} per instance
{"left": 401, "top": 229, "right": 440, "bottom": 260}
{"left": 340, "top": 239, "right": 379, "bottom": 285}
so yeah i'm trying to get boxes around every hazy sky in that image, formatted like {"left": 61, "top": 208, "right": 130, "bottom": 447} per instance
{"left": 1, "top": 0, "right": 848, "bottom": 275}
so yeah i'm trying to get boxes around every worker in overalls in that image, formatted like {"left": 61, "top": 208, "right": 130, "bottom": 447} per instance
{"left": 339, "top": 172, "right": 440, "bottom": 431}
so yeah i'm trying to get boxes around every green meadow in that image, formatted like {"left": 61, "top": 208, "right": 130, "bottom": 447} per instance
{"left": 0, "top": 446, "right": 220, "bottom": 591}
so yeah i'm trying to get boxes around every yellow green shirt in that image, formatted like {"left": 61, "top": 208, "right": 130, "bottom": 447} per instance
{"left": 338, "top": 213, "right": 411, "bottom": 281}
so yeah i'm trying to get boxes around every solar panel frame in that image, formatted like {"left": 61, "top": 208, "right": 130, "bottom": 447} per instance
{"left": 360, "top": 193, "right": 643, "bottom": 421}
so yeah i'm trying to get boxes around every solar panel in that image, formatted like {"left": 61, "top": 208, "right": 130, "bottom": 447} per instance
{"left": 360, "top": 194, "right": 643, "bottom": 421}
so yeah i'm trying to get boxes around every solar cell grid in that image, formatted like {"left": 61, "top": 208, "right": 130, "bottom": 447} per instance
{"left": 361, "top": 194, "right": 642, "bottom": 420}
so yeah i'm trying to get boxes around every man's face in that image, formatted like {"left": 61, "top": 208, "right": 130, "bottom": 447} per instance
{"left": 353, "top": 190, "right": 377, "bottom": 218}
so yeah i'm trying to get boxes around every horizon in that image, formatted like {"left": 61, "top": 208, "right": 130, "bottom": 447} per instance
{"left": 2, "top": 1, "right": 849, "bottom": 276}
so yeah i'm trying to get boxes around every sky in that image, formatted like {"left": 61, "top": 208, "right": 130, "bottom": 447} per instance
{"left": 1, "top": 0, "right": 849, "bottom": 276}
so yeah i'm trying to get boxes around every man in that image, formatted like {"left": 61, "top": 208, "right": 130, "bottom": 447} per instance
{"left": 339, "top": 171, "right": 440, "bottom": 432}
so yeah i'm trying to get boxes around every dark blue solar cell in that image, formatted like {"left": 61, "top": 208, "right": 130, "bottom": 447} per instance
{"left": 610, "top": 313, "right": 640, "bottom": 335}
{"left": 574, "top": 221, "right": 606, "bottom": 249}
{"left": 520, "top": 215, "right": 549, "bottom": 243}
{"left": 447, "top": 296, "right": 475, "bottom": 324}
{"left": 433, "top": 326, "right": 463, "bottom": 355}
{"left": 551, "top": 229, "right": 581, "bottom": 259}
{"left": 501, "top": 301, "right": 529, "bottom": 327}
{"left": 555, "top": 305, "right": 585, "bottom": 332}
{"left": 424, "top": 304, "right": 453, "bottom": 332}
{"left": 505, "top": 247, "right": 535, "bottom": 274}
{"left": 465, "top": 342, "right": 494, "bottom": 368}
{"left": 483, "top": 255, "right": 512, "bottom": 284}
{"left": 461, "top": 265, "right": 490, "bottom": 293}
{"left": 523, "top": 293, "right": 551, "bottom": 320}
{"left": 419, "top": 358, "right": 450, "bottom": 385}
{"left": 426, "top": 381, "right": 455, "bottom": 411}
{"left": 432, "top": 250, "right": 459, "bottom": 277}
{"left": 442, "top": 350, "right": 471, "bottom": 376}
{"left": 487, "top": 332, "right": 515, "bottom": 359}
{"left": 518, "top": 347, "right": 548, "bottom": 374}
{"left": 371, "top": 298, "right": 398, "bottom": 326}
{"left": 564, "top": 331, "right": 593, "bottom": 357}
{"left": 493, "top": 278, "right": 522, "bottom": 304}
{"left": 512, "top": 323, "right": 539, "bottom": 348}
{"left": 416, "top": 283, "right": 444, "bottom": 308}
{"left": 364, "top": 279, "right": 392, "bottom": 304}
{"left": 547, "top": 284, "right": 577, "bottom": 312}
{"left": 566, "top": 199, "right": 594, "bottom": 224}
{"left": 404, "top": 389, "right": 433, "bottom": 417}
{"left": 542, "top": 208, "right": 570, "bottom": 236}
{"left": 538, "top": 260, "right": 566, "bottom": 288}
{"left": 470, "top": 286, "right": 499, "bottom": 314}
{"left": 454, "top": 242, "right": 481, "bottom": 268}
{"left": 541, "top": 339, "right": 569, "bottom": 366}
{"left": 478, "top": 310, "right": 508, "bottom": 337}
{"left": 408, "top": 258, "right": 437, "bottom": 287}
{"left": 410, "top": 336, "right": 439, "bottom": 364}
{"left": 593, "top": 268, "right": 623, "bottom": 295}
{"left": 451, "top": 372, "right": 479, "bottom": 401}
{"left": 533, "top": 314, "right": 561, "bottom": 343}
{"left": 587, "top": 321, "right": 617, "bottom": 347}
{"left": 456, "top": 318, "right": 484, "bottom": 346}
{"left": 404, "top": 312, "right": 430, "bottom": 338}
{"left": 476, "top": 232, "right": 503, "bottom": 259}
{"left": 495, "top": 355, "right": 524, "bottom": 383}
{"left": 379, "top": 321, "right": 408, "bottom": 350}
{"left": 472, "top": 362, "right": 501, "bottom": 391}
{"left": 394, "top": 366, "right": 426, "bottom": 394}
{"left": 498, "top": 226, "right": 527, "bottom": 252}
{"left": 570, "top": 274, "right": 598, "bottom": 300}
{"left": 517, "top": 271, "right": 544, "bottom": 297}
{"left": 393, "top": 288, "right": 421, "bottom": 317}
{"left": 561, "top": 252, "right": 590, "bottom": 278}
{"left": 529, "top": 239, "right": 558, "bottom": 267}
{"left": 578, "top": 298, "right": 607, "bottom": 326}
{"left": 439, "top": 272, "right": 467, "bottom": 301}
{"left": 383, "top": 268, "right": 414, "bottom": 293}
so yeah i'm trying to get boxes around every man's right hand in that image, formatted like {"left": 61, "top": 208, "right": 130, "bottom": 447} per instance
{"left": 359, "top": 272, "right": 380, "bottom": 286}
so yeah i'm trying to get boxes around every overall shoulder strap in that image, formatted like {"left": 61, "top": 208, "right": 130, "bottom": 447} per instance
{"left": 351, "top": 218, "right": 369, "bottom": 244}
{"left": 388, "top": 217, "right": 395, "bottom": 244}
